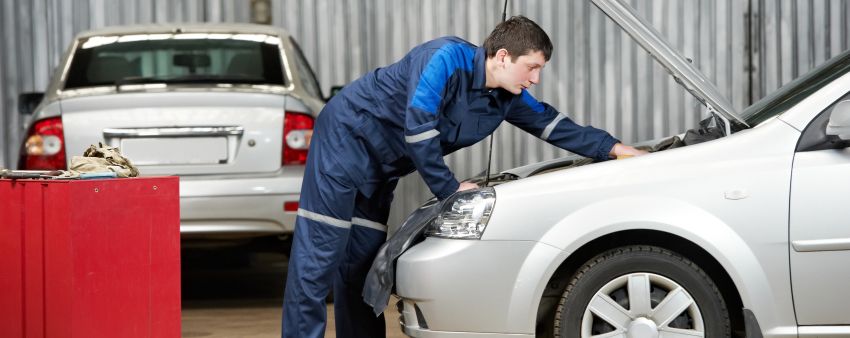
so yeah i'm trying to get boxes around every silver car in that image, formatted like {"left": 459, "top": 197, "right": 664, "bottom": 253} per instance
{"left": 393, "top": 1, "right": 850, "bottom": 337}
{"left": 18, "top": 24, "right": 324, "bottom": 244}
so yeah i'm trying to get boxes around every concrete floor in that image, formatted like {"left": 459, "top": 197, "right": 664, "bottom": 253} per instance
{"left": 182, "top": 301, "right": 402, "bottom": 337}
{"left": 180, "top": 249, "right": 405, "bottom": 338}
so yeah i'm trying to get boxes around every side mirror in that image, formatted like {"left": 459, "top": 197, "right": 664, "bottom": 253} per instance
{"left": 326, "top": 85, "right": 344, "bottom": 101}
{"left": 826, "top": 100, "right": 850, "bottom": 141}
{"left": 18, "top": 92, "right": 44, "bottom": 115}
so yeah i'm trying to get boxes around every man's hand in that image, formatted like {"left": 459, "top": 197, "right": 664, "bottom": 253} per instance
{"left": 457, "top": 181, "right": 479, "bottom": 192}
{"left": 609, "top": 143, "right": 649, "bottom": 159}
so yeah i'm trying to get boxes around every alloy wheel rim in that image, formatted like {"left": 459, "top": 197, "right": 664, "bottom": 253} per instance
{"left": 580, "top": 272, "right": 705, "bottom": 338}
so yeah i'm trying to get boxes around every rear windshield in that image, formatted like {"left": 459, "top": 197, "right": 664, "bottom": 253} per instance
{"left": 64, "top": 34, "right": 286, "bottom": 89}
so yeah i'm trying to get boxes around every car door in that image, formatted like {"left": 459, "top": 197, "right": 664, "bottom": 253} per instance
{"left": 789, "top": 91, "right": 850, "bottom": 326}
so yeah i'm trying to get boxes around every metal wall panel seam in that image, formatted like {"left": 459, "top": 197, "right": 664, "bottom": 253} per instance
{"left": 665, "top": 0, "right": 681, "bottom": 134}
{"left": 207, "top": 0, "right": 221, "bottom": 23}
{"left": 731, "top": 0, "right": 746, "bottom": 112}
{"left": 555, "top": 0, "right": 569, "bottom": 126}
{"left": 331, "top": 0, "right": 346, "bottom": 91}
{"left": 780, "top": 0, "right": 794, "bottom": 90}
{"left": 14, "top": 0, "right": 31, "bottom": 165}
{"left": 828, "top": 0, "right": 841, "bottom": 58}
{"left": 88, "top": 0, "right": 101, "bottom": 27}
{"left": 590, "top": 0, "right": 604, "bottom": 130}
{"left": 154, "top": 0, "right": 167, "bottom": 23}
{"left": 18, "top": 0, "right": 33, "bottom": 92}
{"left": 715, "top": 0, "right": 729, "bottom": 109}
{"left": 316, "top": 0, "right": 332, "bottom": 93}
{"left": 813, "top": 0, "right": 827, "bottom": 65}
{"left": 59, "top": 0, "right": 73, "bottom": 67}
{"left": 791, "top": 0, "right": 801, "bottom": 78}
{"left": 0, "top": 4, "right": 5, "bottom": 167}
{"left": 749, "top": 0, "right": 762, "bottom": 103}
{"left": 575, "top": 0, "right": 589, "bottom": 127}
{"left": 634, "top": 0, "right": 651, "bottom": 142}
{"left": 45, "top": 0, "right": 55, "bottom": 78}
{"left": 0, "top": 0, "right": 9, "bottom": 168}
{"left": 840, "top": 1, "right": 850, "bottom": 54}
{"left": 599, "top": 4, "right": 613, "bottom": 135}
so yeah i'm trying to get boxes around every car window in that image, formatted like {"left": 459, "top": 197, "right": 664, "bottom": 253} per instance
{"left": 796, "top": 90, "right": 850, "bottom": 152}
{"left": 288, "top": 37, "right": 323, "bottom": 99}
{"left": 740, "top": 49, "right": 850, "bottom": 127}
{"left": 64, "top": 34, "right": 287, "bottom": 89}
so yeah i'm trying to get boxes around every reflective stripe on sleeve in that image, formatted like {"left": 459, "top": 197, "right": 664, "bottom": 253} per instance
{"left": 297, "top": 208, "right": 351, "bottom": 229}
{"left": 351, "top": 217, "right": 388, "bottom": 232}
{"left": 540, "top": 113, "right": 567, "bottom": 141}
{"left": 405, "top": 129, "right": 440, "bottom": 143}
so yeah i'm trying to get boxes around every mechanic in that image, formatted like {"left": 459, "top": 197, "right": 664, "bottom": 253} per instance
{"left": 281, "top": 15, "right": 648, "bottom": 338}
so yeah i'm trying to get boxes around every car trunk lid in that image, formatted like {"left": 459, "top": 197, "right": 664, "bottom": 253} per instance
{"left": 59, "top": 91, "right": 288, "bottom": 176}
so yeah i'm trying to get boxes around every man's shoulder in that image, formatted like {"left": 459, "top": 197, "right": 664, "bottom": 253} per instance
{"left": 418, "top": 36, "right": 476, "bottom": 51}
{"left": 411, "top": 36, "right": 477, "bottom": 64}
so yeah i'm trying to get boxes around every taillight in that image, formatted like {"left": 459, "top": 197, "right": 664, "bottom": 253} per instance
{"left": 283, "top": 202, "right": 299, "bottom": 212}
{"left": 19, "top": 117, "right": 67, "bottom": 170}
{"left": 282, "top": 111, "right": 314, "bottom": 165}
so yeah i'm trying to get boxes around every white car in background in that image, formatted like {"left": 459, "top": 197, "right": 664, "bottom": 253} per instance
{"left": 391, "top": 1, "right": 850, "bottom": 337}
{"left": 18, "top": 24, "right": 325, "bottom": 249}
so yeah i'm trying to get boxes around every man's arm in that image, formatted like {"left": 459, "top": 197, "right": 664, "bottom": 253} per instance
{"left": 505, "top": 90, "right": 625, "bottom": 160}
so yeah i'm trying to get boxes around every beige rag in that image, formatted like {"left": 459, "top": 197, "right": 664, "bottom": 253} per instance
{"left": 59, "top": 143, "right": 140, "bottom": 178}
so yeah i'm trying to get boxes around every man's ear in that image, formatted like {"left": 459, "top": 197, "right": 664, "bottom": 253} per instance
{"left": 496, "top": 48, "right": 510, "bottom": 67}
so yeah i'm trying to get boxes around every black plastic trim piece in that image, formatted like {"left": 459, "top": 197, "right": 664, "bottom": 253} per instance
{"left": 414, "top": 303, "right": 429, "bottom": 329}
{"left": 743, "top": 308, "right": 764, "bottom": 338}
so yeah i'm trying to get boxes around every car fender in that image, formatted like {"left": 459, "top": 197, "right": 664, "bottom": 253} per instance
{"left": 503, "top": 196, "right": 794, "bottom": 336}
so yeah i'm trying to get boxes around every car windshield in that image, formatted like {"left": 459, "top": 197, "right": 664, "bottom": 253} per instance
{"left": 64, "top": 34, "right": 287, "bottom": 89}
{"left": 739, "top": 48, "right": 850, "bottom": 126}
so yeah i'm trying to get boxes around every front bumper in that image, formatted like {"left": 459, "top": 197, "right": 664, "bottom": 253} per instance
{"left": 395, "top": 237, "right": 561, "bottom": 336}
{"left": 178, "top": 168, "right": 303, "bottom": 237}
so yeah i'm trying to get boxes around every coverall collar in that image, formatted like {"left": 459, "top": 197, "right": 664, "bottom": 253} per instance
{"left": 472, "top": 46, "right": 487, "bottom": 90}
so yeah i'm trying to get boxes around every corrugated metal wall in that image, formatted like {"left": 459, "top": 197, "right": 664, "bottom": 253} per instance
{"left": 3, "top": 0, "right": 850, "bottom": 227}
{"left": 752, "top": 0, "right": 850, "bottom": 101}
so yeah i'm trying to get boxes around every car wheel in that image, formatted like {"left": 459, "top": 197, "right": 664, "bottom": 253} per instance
{"left": 554, "top": 245, "right": 730, "bottom": 338}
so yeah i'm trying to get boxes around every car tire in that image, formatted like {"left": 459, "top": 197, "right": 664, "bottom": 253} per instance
{"left": 554, "top": 245, "right": 730, "bottom": 338}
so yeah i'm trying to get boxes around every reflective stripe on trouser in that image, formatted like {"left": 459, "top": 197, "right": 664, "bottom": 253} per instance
{"left": 282, "top": 128, "right": 396, "bottom": 338}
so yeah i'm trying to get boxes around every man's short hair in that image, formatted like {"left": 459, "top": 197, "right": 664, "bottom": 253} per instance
{"left": 483, "top": 15, "right": 553, "bottom": 61}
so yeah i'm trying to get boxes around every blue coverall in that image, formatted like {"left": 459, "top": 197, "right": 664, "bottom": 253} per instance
{"left": 281, "top": 36, "right": 619, "bottom": 338}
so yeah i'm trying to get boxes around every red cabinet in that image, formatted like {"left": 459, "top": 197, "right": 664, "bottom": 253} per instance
{"left": 0, "top": 177, "right": 180, "bottom": 338}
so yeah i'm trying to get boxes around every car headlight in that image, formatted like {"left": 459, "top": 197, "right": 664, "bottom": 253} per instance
{"left": 425, "top": 187, "right": 496, "bottom": 239}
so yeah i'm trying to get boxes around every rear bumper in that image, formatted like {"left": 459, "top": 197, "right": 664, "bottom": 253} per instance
{"left": 177, "top": 168, "right": 303, "bottom": 237}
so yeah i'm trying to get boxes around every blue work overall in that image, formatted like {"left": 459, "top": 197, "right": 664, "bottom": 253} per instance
{"left": 281, "top": 36, "right": 618, "bottom": 338}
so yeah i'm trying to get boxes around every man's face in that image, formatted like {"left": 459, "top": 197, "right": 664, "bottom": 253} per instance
{"left": 497, "top": 50, "right": 547, "bottom": 94}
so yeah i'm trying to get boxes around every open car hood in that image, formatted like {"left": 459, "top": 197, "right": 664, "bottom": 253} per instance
{"left": 592, "top": 0, "right": 749, "bottom": 128}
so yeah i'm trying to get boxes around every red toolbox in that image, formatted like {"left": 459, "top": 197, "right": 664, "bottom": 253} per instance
{"left": 0, "top": 177, "right": 180, "bottom": 338}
